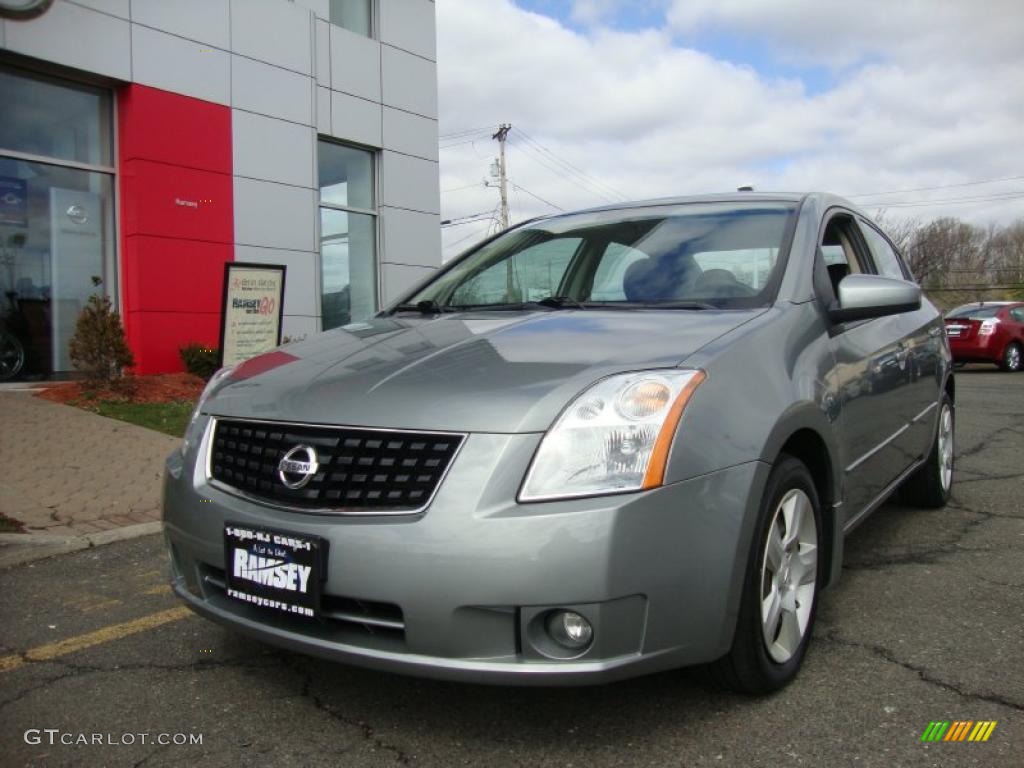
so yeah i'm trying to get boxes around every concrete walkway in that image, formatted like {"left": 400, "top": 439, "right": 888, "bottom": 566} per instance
{"left": 0, "top": 392, "right": 178, "bottom": 562}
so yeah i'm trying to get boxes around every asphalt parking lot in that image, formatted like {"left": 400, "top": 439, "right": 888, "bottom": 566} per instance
{"left": 1, "top": 370, "right": 1021, "bottom": 767}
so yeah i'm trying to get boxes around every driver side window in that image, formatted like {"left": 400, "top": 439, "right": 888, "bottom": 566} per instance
{"left": 820, "top": 214, "right": 869, "bottom": 299}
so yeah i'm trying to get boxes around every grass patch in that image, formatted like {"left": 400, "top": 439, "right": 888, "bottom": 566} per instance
{"left": 92, "top": 400, "right": 195, "bottom": 438}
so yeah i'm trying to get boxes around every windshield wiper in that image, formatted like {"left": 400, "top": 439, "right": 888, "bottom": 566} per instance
{"left": 391, "top": 299, "right": 454, "bottom": 315}
{"left": 534, "top": 295, "right": 586, "bottom": 309}
{"left": 636, "top": 300, "right": 716, "bottom": 310}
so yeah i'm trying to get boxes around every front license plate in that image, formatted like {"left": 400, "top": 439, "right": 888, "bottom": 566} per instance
{"left": 224, "top": 524, "right": 327, "bottom": 619}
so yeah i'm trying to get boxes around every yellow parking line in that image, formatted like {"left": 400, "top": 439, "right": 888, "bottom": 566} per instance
{"left": 0, "top": 606, "right": 192, "bottom": 674}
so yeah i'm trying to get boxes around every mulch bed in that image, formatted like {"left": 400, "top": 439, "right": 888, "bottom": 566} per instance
{"left": 36, "top": 372, "right": 206, "bottom": 405}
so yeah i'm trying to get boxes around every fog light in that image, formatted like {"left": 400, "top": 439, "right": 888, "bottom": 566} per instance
{"left": 546, "top": 610, "right": 593, "bottom": 650}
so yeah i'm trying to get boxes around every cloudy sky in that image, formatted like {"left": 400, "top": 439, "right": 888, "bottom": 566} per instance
{"left": 435, "top": 0, "right": 1024, "bottom": 256}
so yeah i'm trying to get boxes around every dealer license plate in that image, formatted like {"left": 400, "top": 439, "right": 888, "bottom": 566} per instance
{"left": 224, "top": 524, "right": 327, "bottom": 618}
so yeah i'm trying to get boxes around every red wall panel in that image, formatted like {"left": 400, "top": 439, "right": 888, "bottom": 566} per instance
{"left": 118, "top": 84, "right": 233, "bottom": 374}
{"left": 126, "top": 311, "right": 220, "bottom": 374}
{"left": 118, "top": 85, "right": 232, "bottom": 173}
{"left": 122, "top": 236, "right": 231, "bottom": 313}
{"left": 121, "top": 159, "right": 233, "bottom": 243}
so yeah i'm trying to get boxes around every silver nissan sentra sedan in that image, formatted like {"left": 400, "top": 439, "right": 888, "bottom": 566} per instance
{"left": 163, "top": 193, "right": 954, "bottom": 692}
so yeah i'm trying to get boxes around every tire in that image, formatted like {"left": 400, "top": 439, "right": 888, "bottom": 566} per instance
{"left": 999, "top": 342, "right": 1022, "bottom": 372}
{"left": 900, "top": 393, "right": 954, "bottom": 508}
{"left": 706, "top": 455, "right": 823, "bottom": 694}
{"left": 0, "top": 330, "right": 25, "bottom": 381}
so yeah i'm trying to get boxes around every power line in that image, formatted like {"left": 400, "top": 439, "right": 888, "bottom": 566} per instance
{"left": 510, "top": 181, "right": 565, "bottom": 212}
{"left": 441, "top": 182, "right": 484, "bottom": 194}
{"left": 515, "top": 129, "right": 629, "bottom": 201}
{"left": 441, "top": 210, "right": 494, "bottom": 227}
{"left": 871, "top": 192, "right": 1024, "bottom": 208}
{"left": 509, "top": 142, "right": 619, "bottom": 205}
{"left": 439, "top": 126, "right": 493, "bottom": 140}
{"left": 850, "top": 174, "right": 1024, "bottom": 199}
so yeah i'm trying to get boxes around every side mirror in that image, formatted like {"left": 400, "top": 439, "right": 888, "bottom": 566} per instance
{"left": 828, "top": 274, "right": 921, "bottom": 324}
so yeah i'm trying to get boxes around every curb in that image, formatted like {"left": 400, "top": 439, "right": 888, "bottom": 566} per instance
{"left": 0, "top": 521, "right": 163, "bottom": 569}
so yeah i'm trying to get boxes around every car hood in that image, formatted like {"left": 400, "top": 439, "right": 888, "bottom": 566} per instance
{"left": 205, "top": 309, "right": 763, "bottom": 433}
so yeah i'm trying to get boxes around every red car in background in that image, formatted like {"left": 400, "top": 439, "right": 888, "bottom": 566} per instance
{"left": 944, "top": 302, "right": 1024, "bottom": 371}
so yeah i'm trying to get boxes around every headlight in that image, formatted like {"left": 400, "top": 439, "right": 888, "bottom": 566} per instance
{"left": 519, "top": 369, "right": 706, "bottom": 501}
{"left": 180, "top": 365, "right": 235, "bottom": 456}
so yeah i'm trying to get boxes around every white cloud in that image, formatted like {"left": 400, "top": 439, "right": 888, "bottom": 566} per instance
{"left": 437, "top": 0, "right": 1024, "bottom": 257}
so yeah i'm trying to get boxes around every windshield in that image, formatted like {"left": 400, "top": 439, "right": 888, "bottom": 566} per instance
{"left": 946, "top": 305, "right": 1002, "bottom": 319}
{"left": 404, "top": 202, "right": 797, "bottom": 311}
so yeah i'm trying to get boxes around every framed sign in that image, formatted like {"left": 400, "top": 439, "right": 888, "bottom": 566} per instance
{"left": 219, "top": 263, "right": 287, "bottom": 367}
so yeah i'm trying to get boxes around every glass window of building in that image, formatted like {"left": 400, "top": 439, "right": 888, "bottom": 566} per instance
{"left": 318, "top": 140, "right": 377, "bottom": 331}
{"left": 329, "top": 0, "right": 372, "bottom": 36}
{"left": 0, "top": 66, "right": 115, "bottom": 381}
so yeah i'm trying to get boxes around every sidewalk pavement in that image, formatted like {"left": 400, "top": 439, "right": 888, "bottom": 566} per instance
{"left": 0, "top": 391, "right": 179, "bottom": 566}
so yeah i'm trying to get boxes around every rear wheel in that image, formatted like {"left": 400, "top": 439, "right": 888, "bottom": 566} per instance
{"left": 706, "top": 455, "right": 822, "bottom": 693}
{"left": 900, "top": 394, "right": 954, "bottom": 508}
{"left": 1000, "top": 342, "right": 1022, "bottom": 372}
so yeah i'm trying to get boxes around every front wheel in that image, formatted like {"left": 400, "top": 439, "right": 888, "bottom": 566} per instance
{"left": 900, "top": 393, "right": 954, "bottom": 508}
{"left": 0, "top": 329, "right": 25, "bottom": 381}
{"left": 1000, "top": 342, "right": 1022, "bottom": 372}
{"left": 706, "top": 455, "right": 822, "bottom": 693}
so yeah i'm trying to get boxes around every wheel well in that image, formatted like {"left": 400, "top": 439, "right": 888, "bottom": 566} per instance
{"left": 945, "top": 373, "right": 955, "bottom": 404}
{"left": 778, "top": 429, "right": 835, "bottom": 580}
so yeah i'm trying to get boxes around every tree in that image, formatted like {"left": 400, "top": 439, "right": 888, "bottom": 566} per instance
{"left": 68, "top": 279, "right": 134, "bottom": 390}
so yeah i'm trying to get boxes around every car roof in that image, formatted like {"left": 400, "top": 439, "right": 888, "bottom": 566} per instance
{"left": 527, "top": 191, "right": 862, "bottom": 221}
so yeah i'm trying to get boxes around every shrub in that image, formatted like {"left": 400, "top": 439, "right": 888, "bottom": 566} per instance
{"left": 179, "top": 343, "right": 220, "bottom": 380}
{"left": 68, "top": 287, "right": 134, "bottom": 390}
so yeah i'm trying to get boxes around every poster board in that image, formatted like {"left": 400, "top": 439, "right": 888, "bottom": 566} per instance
{"left": 219, "top": 262, "right": 286, "bottom": 367}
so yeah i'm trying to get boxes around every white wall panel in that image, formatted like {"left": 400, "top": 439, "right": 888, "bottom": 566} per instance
{"left": 5, "top": 1, "right": 130, "bottom": 80}
{"left": 292, "top": 0, "right": 328, "bottom": 19}
{"left": 330, "top": 23, "right": 381, "bottom": 102}
{"left": 382, "top": 107, "right": 438, "bottom": 161}
{"left": 379, "top": 0, "right": 436, "bottom": 61}
{"left": 381, "top": 45, "right": 437, "bottom": 118}
{"left": 380, "top": 207, "right": 441, "bottom": 268}
{"left": 381, "top": 263, "right": 436, "bottom": 304}
{"left": 230, "top": 0, "right": 311, "bottom": 75}
{"left": 235, "top": 245, "right": 319, "bottom": 316}
{"left": 281, "top": 315, "right": 320, "bottom": 341}
{"left": 132, "top": 25, "right": 230, "bottom": 104}
{"left": 233, "top": 110, "right": 315, "bottom": 188}
{"left": 314, "top": 17, "right": 331, "bottom": 87}
{"left": 73, "top": 0, "right": 129, "bottom": 18}
{"left": 130, "top": 0, "right": 230, "bottom": 49}
{"left": 234, "top": 177, "right": 317, "bottom": 252}
{"left": 232, "top": 55, "right": 313, "bottom": 125}
{"left": 330, "top": 91, "right": 382, "bottom": 148}
{"left": 316, "top": 86, "right": 332, "bottom": 135}
{"left": 380, "top": 151, "right": 440, "bottom": 214}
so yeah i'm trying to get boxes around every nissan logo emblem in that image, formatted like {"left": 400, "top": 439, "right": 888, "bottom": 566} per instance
{"left": 66, "top": 204, "right": 89, "bottom": 225}
{"left": 277, "top": 445, "right": 319, "bottom": 489}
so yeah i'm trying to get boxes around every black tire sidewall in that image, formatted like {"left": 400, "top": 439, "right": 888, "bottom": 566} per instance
{"left": 732, "top": 456, "right": 823, "bottom": 692}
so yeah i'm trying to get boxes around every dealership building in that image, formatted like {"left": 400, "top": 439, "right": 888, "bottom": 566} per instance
{"left": 0, "top": 0, "right": 441, "bottom": 376}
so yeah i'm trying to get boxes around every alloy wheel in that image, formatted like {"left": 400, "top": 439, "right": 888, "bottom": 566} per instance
{"left": 760, "top": 488, "right": 818, "bottom": 664}
{"left": 1007, "top": 345, "right": 1021, "bottom": 371}
{"left": 938, "top": 403, "right": 954, "bottom": 491}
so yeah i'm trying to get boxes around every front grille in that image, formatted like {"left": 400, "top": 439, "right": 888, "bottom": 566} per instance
{"left": 208, "top": 419, "right": 464, "bottom": 512}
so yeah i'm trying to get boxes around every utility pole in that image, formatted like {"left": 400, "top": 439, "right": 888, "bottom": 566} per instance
{"left": 492, "top": 123, "right": 512, "bottom": 230}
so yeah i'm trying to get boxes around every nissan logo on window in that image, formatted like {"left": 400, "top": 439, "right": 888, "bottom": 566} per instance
{"left": 0, "top": 0, "right": 54, "bottom": 20}
{"left": 65, "top": 205, "right": 89, "bottom": 225}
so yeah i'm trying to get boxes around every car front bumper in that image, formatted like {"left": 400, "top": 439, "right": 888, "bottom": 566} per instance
{"left": 163, "top": 419, "right": 768, "bottom": 685}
